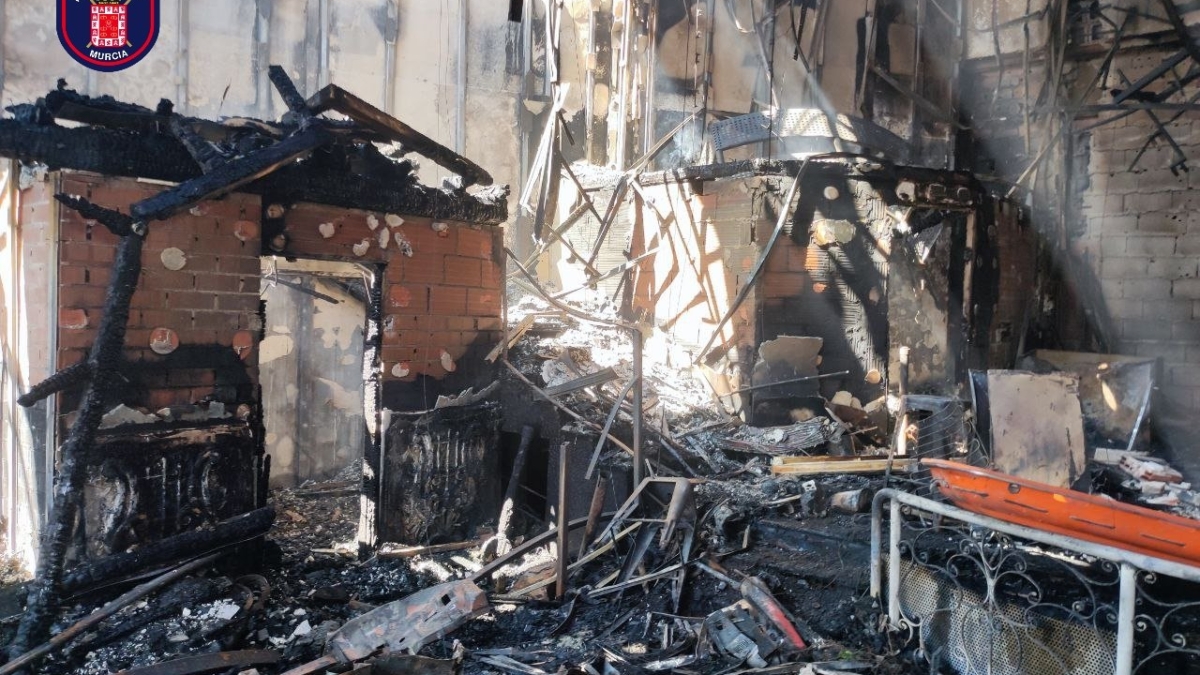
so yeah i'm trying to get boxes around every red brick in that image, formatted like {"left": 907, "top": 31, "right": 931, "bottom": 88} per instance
{"left": 466, "top": 288, "right": 500, "bottom": 317}
{"left": 61, "top": 242, "right": 98, "bottom": 263}
{"left": 429, "top": 286, "right": 467, "bottom": 315}
{"left": 457, "top": 227, "right": 493, "bottom": 259}
{"left": 195, "top": 274, "right": 248, "bottom": 293}
{"left": 480, "top": 260, "right": 503, "bottom": 290}
{"left": 58, "top": 349, "right": 86, "bottom": 368}
{"left": 786, "top": 245, "right": 811, "bottom": 272}
{"left": 176, "top": 328, "right": 220, "bottom": 346}
{"left": 192, "top": 311, "right": 242, "bottom": 333}
{"left": 476, "top": 317, "right": 503, "bottom": 331}
{"left": 232, "top": 220, "right": 259, "bottom": 242}
{"left": 60, "top": 264, "right": 87, "bottom": 285}
{"left": 762, "top": 272, "right": 806, "bottom": 298}
{"left": 59, "top": 308, "right": 89, "bottom": 330}
{"left": 388, "top": 285, "right": 414, "bottom": 308}
{"left": 408, "top": 225, "right": 458, "bottom": 256}
{"left": 446, "top": 317, "right": 475, "bottom": 331}
{"left": 382, "top": 345, "right": 424, "bottom": 363}
{"left": 216, "top": 255, "right": 261, "bottom": 275}
{"left": 420, "top": 361, "right": 449, "bottom": 379}
{"left": 183, "top": 254, "right": 220, "bottom": 273}
{"left": 141, "top": 269, "right": 196, "bottom": 291}
{"left": 59, "top": 285, "right": 108, "bottom": 309}
{"left": 401, "top": 255, "right": 446, "bottom": 284}
{"left": 137, "top": 309, "right": 179, "bottom": 329}
{"left": 167, "top": 291, "right": 217, "bottom": 311}
{"left": 383, "top": 314, "right": 421, "bottom": 336}
{"left": 765, "top": 246, "right": 789, "bottom": 272}
{"left": 415, "top": 315, "right": 449, "bottom": 331}
{"left": 444, "top": 256, "right": 482, "bottom": 286}
{"left": 58, "top": 331, "right": 96, "bottom": 350}
{"left": 215, "top": 294, "right": 261, "bottom": 313}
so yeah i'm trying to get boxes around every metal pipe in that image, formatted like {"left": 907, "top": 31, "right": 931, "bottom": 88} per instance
{"left": 43, "top": 175, "right": 60, "bottom": 528}
{"left": 456, "top": 0, "right": 468, "bottom": 154}
{"left": 555, "top": 442, "right": 568, "bottom": 601}
{"left": 1116, "top": 563, "right": 1137, "bottom": 675}
{"left": 176, "top": 0, "right": 190, "bottom": 114}
{"left": 383, "top": 0, "right": 400, "bottom": 115}
{"left": 727, "top": 370, "right": 849, "bottom": 395}
{"left": 869, "top": 488, "right": 1200, "bottom": 610}
{"left": 317, "top": 0, "right": 330, "bottom": 89}
{"left": 642, "top": 2, "right": 658, "bottom": 157}
{"left": 632, "top": 327, "right": 643, "bottom": 487}
{"left": 887, "top": 498, "right": 900, "bottom": 625}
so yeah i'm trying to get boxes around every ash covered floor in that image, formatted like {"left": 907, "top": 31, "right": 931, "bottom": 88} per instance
{"left": 2, "top": 463, "right": 909, "bottom": 675}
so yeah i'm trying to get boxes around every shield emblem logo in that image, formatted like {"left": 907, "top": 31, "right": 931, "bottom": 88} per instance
{"left": 58, "top": 0, "right": 160, "bottom": 72}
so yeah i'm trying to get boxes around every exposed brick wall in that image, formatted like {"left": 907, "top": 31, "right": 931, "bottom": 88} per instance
{"left": 15, "top": 172, "right": 57, "bottom": 384}
{"left": 279, "top": 203, "right": 505, "bottom": 384}
{"left": 56, "top": 172, "right": 262, "bottom": 412}
{"left": 1075, "top": 100, "right": 1200, "bottom": 416}
{"left": 960, "top": 21, "right": 1200, "bottom": 462}
{"left": 630, "top": 179, "right": 763, "bottom": 357}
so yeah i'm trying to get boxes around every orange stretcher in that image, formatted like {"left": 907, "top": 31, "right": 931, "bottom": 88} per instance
{"left": 924, "top": 459, "right": 1200, "bottom": 567}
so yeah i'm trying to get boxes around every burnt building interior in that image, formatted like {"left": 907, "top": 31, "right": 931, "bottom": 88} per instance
{"left": 3, "top": 1, "right": 1200, "bottom": 674}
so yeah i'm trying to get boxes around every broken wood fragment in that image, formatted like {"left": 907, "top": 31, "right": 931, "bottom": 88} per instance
{"left": 483, "top": 425, "right": 536, "bottom": 560}
{"left": 54, "top": 193, "right": 138, "bottom": 237}
{"left": 112, "top": 649, "right": 281, "bottom": 675}
{"left": 267, "top": 65, "right": 312, "bottom": 116}
{"left": 168, "top": 116, "right": 226, "bottom": 172}
{"left": 770, "top": 456, "right": 914, "bottom": 475}
{"left": 1, "top": 553, "right": 222, "bottom": 675}
{"left": 305, "top": 83, "right": 492, "bottom": 186}
{"left": 501, "top": 359, "right": 636, "bottom": 457}
{"left": 376, "top": 540, "right": 480, "bottom": 559}
{"left": 9, "top": 233, "right": 147, "bottom": 662}
{"left": 485, "top": 314, "right": 536, "bottom": 363}
{"left": 1119, "top": 455, "right": 1184, "bottom": 484}
{"left": 61, "top": 507, "right": 275, "bottom": 594}
{"left": 131, "top": 125, "right": 332, "bottom": 222}
{"left": 543, "top": 367, "right": 619, "bottom": 397}
{"left": 17, "top": 361, "right": 92, "bottom": 408}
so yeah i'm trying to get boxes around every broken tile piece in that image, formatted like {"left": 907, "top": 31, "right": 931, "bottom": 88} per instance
{"left": 160, "top": 247, "right": 187, "bottom": 270}
{"left": 353, "top": 238, "right": 371, "bottom": 256}
{"left": 367, "top": 214, "right": 380, "bottom": 230}
{"left": 385, "top": 214, "right": 404, "bottom": 228}
{"left": 319, "top": 222, "right": 336, "bottom": 238}
{"left": 149, "top": 327, "right": 180, "bottom": 355}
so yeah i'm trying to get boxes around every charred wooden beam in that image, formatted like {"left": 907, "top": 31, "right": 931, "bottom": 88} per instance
{"left": 2, "top": 554, "right": 222, "bottom": 675}
{"left": 17, "top": 362, "right": 91, "bottom": 408}
{"left": 54, "top": 193, "right": 138, "bottom": 237}
{"left": 267, "top": 65, "right": 312, "bottom": 117}
{"left": 60, "top": 507, "right": 275, "bottom": 594}
{"left": 8, "top": 232, "right": 146, "bottom": 662}
{"left": 168, "top": 117, "right": 226, "bottom": 172}
{"left": 1159, "top": 0, "right": 1200, "bottom": 70}
{"left": 131, "top": 125, "right": 332, "bottom": 222}
{"left": 0, "top": 120, "right": 201, "bottom": 182}
{"left": 116, "top": 650, "right": 281, "bottom": 675}
{"left": 305, "top": 83, "right": 494, "bottom": 186}
{"left": 0, "top": 121, "right": 508, "bottom": 224}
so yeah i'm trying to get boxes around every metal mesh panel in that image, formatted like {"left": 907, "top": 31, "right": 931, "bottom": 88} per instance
{"left": 898, "top": 558, "right": 1118, "bottom": 675}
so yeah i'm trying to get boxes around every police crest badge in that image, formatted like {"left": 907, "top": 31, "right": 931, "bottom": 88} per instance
{"left": 58, "top": 0, "right": 160, "bottom": 72}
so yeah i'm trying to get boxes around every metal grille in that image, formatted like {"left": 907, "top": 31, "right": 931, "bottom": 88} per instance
{"left": 874, "top": 490, "right": 1200, "bottom": 675}
{"left": 709, "top": 108, "right": 910, "bottom": 160}
{"left": 897, "top": 555, "right": 1118, "bottom": 675}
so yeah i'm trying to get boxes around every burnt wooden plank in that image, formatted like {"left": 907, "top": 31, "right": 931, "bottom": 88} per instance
{"left": 306, "top": 84, "right": 494, "bottom": 186}
{"left": 131, "top": 125, "right": 333, "bottom": 222}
